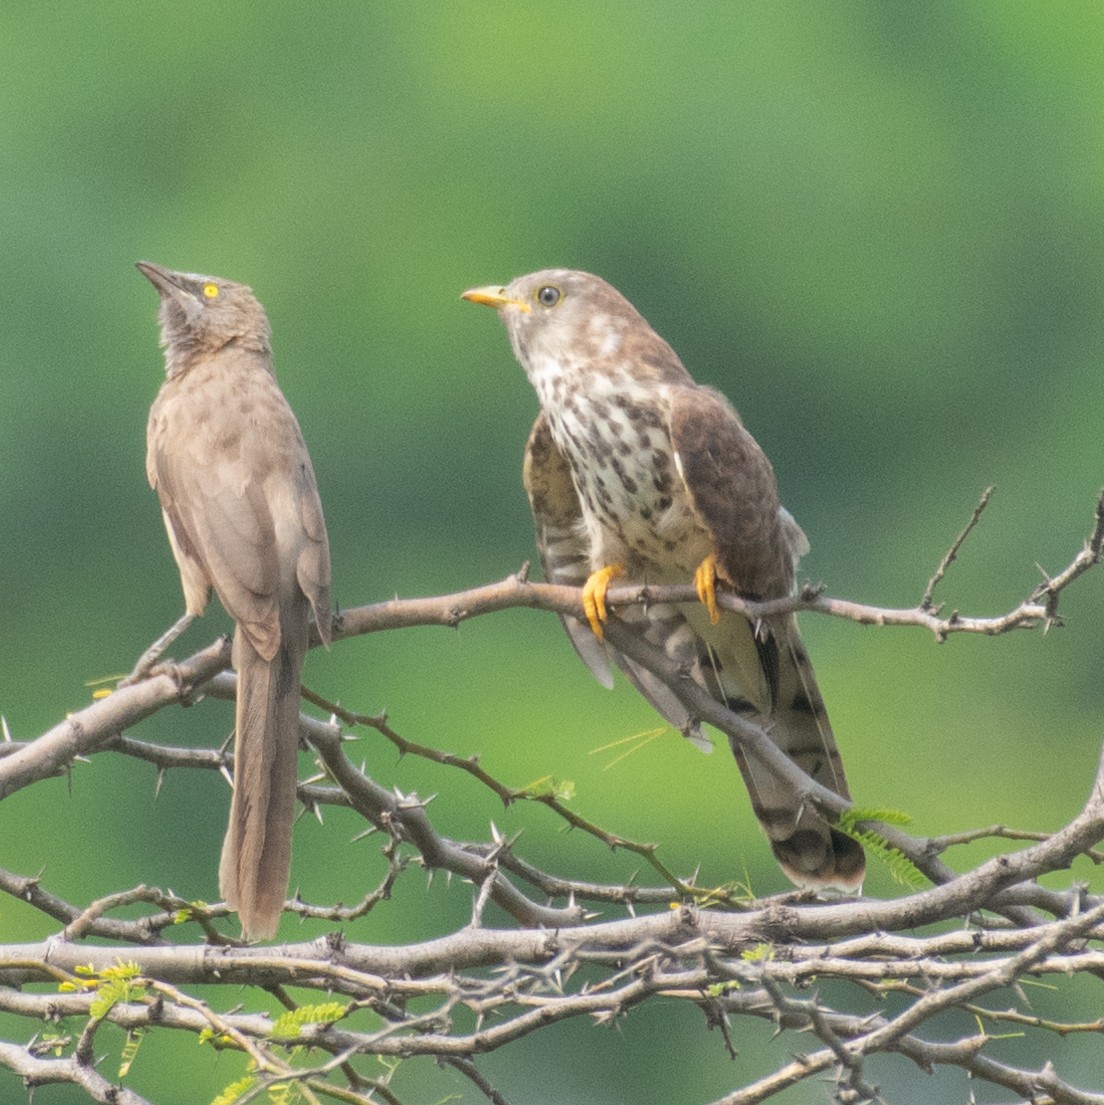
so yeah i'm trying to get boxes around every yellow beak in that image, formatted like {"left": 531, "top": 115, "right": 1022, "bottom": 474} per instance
{"left": 461, "top": 285, "right": 531, "bottom": 313}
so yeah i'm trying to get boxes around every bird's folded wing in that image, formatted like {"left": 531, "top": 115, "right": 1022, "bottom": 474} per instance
{"left": 523, "top": 413, "right": 614, "bottom": 686}
{"left": 290, "top": 459, "right": 332, "bottom": 644}
{"left": 149, "top": 419, "right": 282, "bottom": 659}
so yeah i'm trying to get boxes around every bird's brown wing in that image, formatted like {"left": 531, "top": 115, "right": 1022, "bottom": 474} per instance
{"left": 523, "top": 413, "right": 712, "bottom": 750}
{"left": 148, "top": 388, "right": 282, "bottom": 659}
{"left": 288, "top": 447, "right": 332, "bottom": 646}
{"left": 668, "top": 385, "right": 863, "bottom": 891}
{"left": 147, "top": 374, "right": 332, "bottom": 656}
{"left": 523, "top": 413, "right": 612, "bottom": 686}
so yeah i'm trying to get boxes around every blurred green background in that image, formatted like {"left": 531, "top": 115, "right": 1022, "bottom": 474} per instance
{"left": 3, "top": 3, "right": 1104, "bottom": 1102}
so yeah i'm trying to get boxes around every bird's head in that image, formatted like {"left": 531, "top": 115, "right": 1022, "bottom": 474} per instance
{"left": 137, "top": 261, "right": 271, "bottom": 376}
{"left": 462, "top": 268, "right": 684, "bottom": 386}
{"left": 462, "top": 269, "right": 638, "bottom": 363}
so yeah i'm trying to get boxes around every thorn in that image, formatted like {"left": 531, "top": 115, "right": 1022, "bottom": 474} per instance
{"left": 154, "top": 768, "right": 165, "bottom": 798}
{"left": 1, "top": 715, "right": 10, "bottom": 742}
{"left": 219, "top": 764, "right": 235, "bottom": 789}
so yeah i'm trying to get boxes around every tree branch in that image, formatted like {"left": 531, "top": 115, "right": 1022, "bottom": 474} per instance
{"left": 2, "top": 492, "right": 1103, "bottom": 1102}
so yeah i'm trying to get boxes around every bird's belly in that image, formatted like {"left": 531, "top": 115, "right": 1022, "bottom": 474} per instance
{"left": 568, "top": 431, "right": 711, "bottom": 578}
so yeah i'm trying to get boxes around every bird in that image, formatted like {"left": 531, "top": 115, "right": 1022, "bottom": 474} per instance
{"left": 134, "top": 261, "right": 332, "bottom": 939}
{"left": 462, "top": 269, "right": 863, "bottom": 893}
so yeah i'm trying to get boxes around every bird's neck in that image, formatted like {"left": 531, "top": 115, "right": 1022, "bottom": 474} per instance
{"left": 528, "top": 352, "right": 659, "bottom": 415}
{"left": 162, "top": 331, "right": 271, "bottom": 380}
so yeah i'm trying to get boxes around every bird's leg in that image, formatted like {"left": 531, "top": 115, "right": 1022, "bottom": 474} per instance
{"left": 582, "top": 563, "right": 625, "bottom": 640}
{"left": 694, "top": 554, "right": 721, "bottom": 625}
{"left": 119, "top": 611, "right": 196, "bottom": 686}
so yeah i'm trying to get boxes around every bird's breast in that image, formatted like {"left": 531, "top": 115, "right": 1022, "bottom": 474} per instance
{"left": 538, "top": 376, "right": 711, "bottom": 576}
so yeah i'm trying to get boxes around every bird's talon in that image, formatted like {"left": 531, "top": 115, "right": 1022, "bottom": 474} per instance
{"left": 695, "top": 555, "right": 721, "bottom": 625}
{"left": 117, "top": 666, "right": 147, "bottom": 690}
{"left": 582, "top": 564, "right": 625, "bottom": 640}
{"left": 156, "top": 659, "right": 190, "bottom": 698}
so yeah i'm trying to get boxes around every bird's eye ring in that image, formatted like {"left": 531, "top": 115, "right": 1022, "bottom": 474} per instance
{"left": 536, "top": 285, "right": 561, "bottom": 308}
{"left": 202, "top": 283, "right": 220, "bottom": 300}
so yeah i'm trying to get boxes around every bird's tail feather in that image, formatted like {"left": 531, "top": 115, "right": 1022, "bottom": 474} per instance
{"left": 611, "top": 601, "right": 713, "bottom": 750}
{"left": 219, "top": 611, "right": 307, "bottom": 940}
{"left": 709, "top": 615, "right": 864, "bottom": 892}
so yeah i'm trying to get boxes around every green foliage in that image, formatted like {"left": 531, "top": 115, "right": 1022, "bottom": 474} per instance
{"left": 118, "top": 1027, "right": 146, "bottom": 1078}
{"left": 265, "top": 1081, "right": 305, "bottom": 1105}
{"left": 58, "top": 960, "right": 145, "bottom": 1020}
{"left": 838, "top": 808, "right": 928, "bottom": 890}
{"left": 210, "top": 1076, "right": 257, "bottom": 1105}
{"left": 55, "top": 962, "right": 149, "bottom": 1080}
{"left": 740, "top": 942, "right": 775, "bottom": 963}
{"left": 269, "top": 1002, "right": 347, "bottom": 1040}
{"left": 704, "top": 980, "right": 741, "bottom": 998}
{"left": 173, "top": 899, "right": 211, "bottom": 925}
{"left": 32, "top": 1033, "right": 69, "bottom": 1057}
{"left": 514, "top": 775, "right": 576, "bottom": 802}
{"left": 689, "top": 880, "right": 755, "bottom": 909}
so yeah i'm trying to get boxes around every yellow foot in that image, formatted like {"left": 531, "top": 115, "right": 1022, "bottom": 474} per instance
{"left": 694, "top": 554, "right": 721, "bottom": 625}
{"left": 582, "top": 563, "right": 625, "bottom": 640}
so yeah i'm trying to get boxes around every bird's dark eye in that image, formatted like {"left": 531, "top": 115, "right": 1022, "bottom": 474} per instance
{"left": 536, "top": 285, "right": 561, "bottom": 308}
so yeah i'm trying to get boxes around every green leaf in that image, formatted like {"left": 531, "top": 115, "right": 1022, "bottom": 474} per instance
{"left": 704, "top": 980, "right": 741, "bottom": 997}
{"left": 210, "top": 1075, "right": 256, "bottom": 1105}
{"left": 838, "top": 808, "right": 927, "bottom": 890}
{"left": 740, "top": 943, "right": 774, "bottom": 962}
{"left": 515, "top": 775, "right": 575, "bottom": 802}
{"left": 118, "top": 1027, "right": 146, "bottom": 1078}
{"left": 270, "top": 1002, "right": 347, "bottom": 1039}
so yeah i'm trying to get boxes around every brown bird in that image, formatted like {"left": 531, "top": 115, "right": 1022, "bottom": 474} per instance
{"left": 135, "top": 262, "right": 332, "bottom": 939}
{"left": 463, "top": 269, "right": 863, "bottom": 893}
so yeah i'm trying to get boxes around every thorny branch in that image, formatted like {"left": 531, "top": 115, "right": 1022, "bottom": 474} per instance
{"left": 920, "top": 484, "right": 994, "bottom": 609}
{"left": 1, "top": 492, "right": 1104, "bottom": 1103}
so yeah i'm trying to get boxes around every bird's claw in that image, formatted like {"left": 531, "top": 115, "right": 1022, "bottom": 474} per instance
{"left": 118, "top": 655, "right": 157, "bottom": 689}
{"left": 582, "top": 563, "right": 625, "bottom": 640}
{"left": 119, "top": 656, "right": 191, "bottom": 699}
{"left": 694, "top": 554, "right": 721, "bottom": 625}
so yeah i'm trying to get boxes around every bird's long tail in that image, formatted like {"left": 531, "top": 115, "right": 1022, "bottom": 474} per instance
{"left": 219, "top": 608, "right": 308, "bottom": 940}
{"left": 709, "top": 613, "right": 865, "bottom": 892}
{"left": 608, "top": 599, "right": 864, "bottom": 892}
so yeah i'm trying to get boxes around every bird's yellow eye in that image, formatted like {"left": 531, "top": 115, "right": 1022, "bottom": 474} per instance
{"left": 536, "top": 285, "right": 561, "bottom": 308}
{"left": 202, "top": 283, "right": 220, "bottom": 299}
